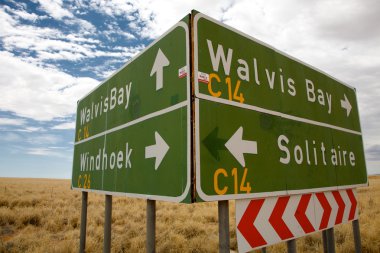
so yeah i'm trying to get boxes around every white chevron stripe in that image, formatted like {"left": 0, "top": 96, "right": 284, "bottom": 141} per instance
{"left": 312, "top": 193, "right": 323, "bottom": 230}
{"left": 254, "top": 197, "right": 281, "bottom": 245}
{"left": 340, "top": 190, "right": 351, "bottom": 223}
{"left": 305, "top": 194, "right": 316, "bottom": 231}
{"left": 325, "top": 191, "right": 339, "bottom": 228}
{"left": 353, "top": 189, "right": 359, "bottom": 220}
{"left": 235, "top": 199, "right": 251, "bottom": 252}
{"left": 236, "top": 199, "right": 255, "bottom": 253}
{"left": 282, "top": 195, "right": 303, "bottom": 237}
{"left": 236, "top": 198, "right": 251, "bottom": 225}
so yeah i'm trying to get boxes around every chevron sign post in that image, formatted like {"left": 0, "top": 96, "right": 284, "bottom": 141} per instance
{"left": 236, "top": 189, "right": 358, "bottom": 252}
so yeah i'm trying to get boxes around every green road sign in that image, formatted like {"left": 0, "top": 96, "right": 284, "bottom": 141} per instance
{"left": 193, "top": 12, "right": 367, "bottom": 201}
{"left": 72, "top": 18, "right": 191, "bottom": 203}
{"left": 72, "top": 11, "right": 367, "bottom": 203}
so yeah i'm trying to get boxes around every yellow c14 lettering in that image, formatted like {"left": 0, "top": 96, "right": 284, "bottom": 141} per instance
{"left": 208, "top": 73, "right": 245, "bottom": 103}
{"left": 77, "top": 124, "right": 90, "bottom": 141}
{"left": 213, "top": 167, "right": 251, "bottom": 195}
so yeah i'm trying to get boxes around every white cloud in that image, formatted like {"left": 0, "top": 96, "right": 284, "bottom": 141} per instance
{"left": 36, "top": 0, "right": 73, "bottom": 20}
{"left": 52, "top": 122, "right": 75, "bottom": 130}
{"left": 3, "top": 6, "right": 39, "bottom": 22}
{"left": 0, "top": 6, "right": 142, "bottom": 63}
{"left": 26, "top": 147, "right": 63, "bottom": 157}
{"left": 0, "top": 132, "right": 22, "bottom": 142}
{"left": 0, "top": 51, "right": 99, "bottom": 121}
{"left": 0, "top": 117, "right": 26, "bottom": 126}
{"left": 17, "top": 127, "right": 46, "bottom": 132}
{"left": 85, "top": 0, "right": 237, "bottom": 39}
{"left": 26, "top": 134, "right": 61, "bottom": 145}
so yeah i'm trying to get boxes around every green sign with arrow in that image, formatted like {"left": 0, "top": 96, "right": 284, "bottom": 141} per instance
{"left": 193, "top": 12, "right": 367, "bottom": 201}
{"left": 72, "top": 11, "right": 367, "bottom": 203}
{"left": 72, "top": 18, "right": 191, "bottom": 203}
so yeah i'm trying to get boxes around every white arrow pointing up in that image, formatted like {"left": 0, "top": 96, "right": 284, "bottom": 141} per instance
{"left": 150, "top": 48, "right": 170, "bottom": 90}
{"left": 225, "top": 126, "right": 258, "bottom": 167}
{"left": 145, "top": 131, "right": 169, "bottom": 170}
{"left": 340, "top": 94, "right": 352, "bottom": 117}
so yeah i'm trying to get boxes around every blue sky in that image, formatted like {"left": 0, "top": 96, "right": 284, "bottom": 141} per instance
{"left": 1, "top": 0, "right": 380, "bottom": 178}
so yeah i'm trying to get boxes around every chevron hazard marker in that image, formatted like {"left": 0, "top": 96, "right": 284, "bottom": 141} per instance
{"left": 236, "top": 189, "right": 358, "bottom": 252}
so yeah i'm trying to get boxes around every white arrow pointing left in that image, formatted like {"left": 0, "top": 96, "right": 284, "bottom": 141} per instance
{"left": 145, "top": 131, "right": 169, "bottom": 170}
{"left": 340, "top": 94, "right": 352, "bottom": 117}
{"left": 150, "top": 48, "right": 170, "bottom": 90}
{"left": 225, "top": 126, "right": 258, "bottom": 167}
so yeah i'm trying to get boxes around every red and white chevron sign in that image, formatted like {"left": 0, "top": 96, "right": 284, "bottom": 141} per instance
{"left": 236, "top": 189, "right": 358, "bottom": 252}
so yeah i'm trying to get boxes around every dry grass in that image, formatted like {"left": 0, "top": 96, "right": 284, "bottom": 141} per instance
{"left": 0, "top": 176, "right": 379, "bottom": 253}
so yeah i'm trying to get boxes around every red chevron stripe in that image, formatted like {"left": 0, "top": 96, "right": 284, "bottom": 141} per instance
{"left": 269, "top": 196, "right": 293, "bottom": 240}
{"left": 237, "top": 199, "right": 267, "bottom": 248}
{"left": 332, "top": 191, "right": 345, "bottom": 224}
{"left": 295, "top": 193, "right": 314, "bottom": 233}
{"left": 346, "top": 189, "right": 357, "bottom": 220}
{"left": 316, "top": 192, "right": 331, "bottom": 230}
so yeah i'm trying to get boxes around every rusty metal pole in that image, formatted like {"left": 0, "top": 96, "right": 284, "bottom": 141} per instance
{"left": 103, "top": 195, "right": 112, "bottom": 253}
{"left": 287, "top": 239, "right": 296, "bottom": 253}
{"left": 218, "top": 200, "right": 230, "bottom": 253}
{"left": 146, "top": 199, "right": 156, "bottom": 253}
{"left": 352, "top": 219, "right": 362, "bottom": 253}
{"left": 79, "top": 191, "right": 88, "bottom": 253}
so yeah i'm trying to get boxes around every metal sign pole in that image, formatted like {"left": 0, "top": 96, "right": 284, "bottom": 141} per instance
{"left": 287, "top": 239, "right": 296, "bottom": 253}
{"left": 79, "top": 191, "right": 88, "bottom": 253}
{"left": 352, "top": 219, "right": 362, "bottom": 253}
{"left": 218, "top": 200, "right": 230, "bottom": 253}
{"left": 322, "top": 230, "right": 328, "bottom": 253}
{"left": 326, "top": 227, "right": 335, "bottom": 253}
{"left": 103, "top": 195, "right": 112, "bottom": 253}
{"left": 146, "top": 199, "right": 156, "bottom": 253}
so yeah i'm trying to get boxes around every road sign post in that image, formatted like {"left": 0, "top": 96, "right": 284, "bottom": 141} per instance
{"left": 79, "top": 191, "right": 88, "bottom": 253}
{"left": 218, "top": 200, "right": 230, "bottom": 253}
{"left": 352, "top": 219, "right": 362, "bottom": 253}
{"left": 287, "top": 239, "right": 296, "bottom": 253}
{"left": 146, "top": 199, "right": 156, "bottom": 253}
{"left": 104, "top": 195, "right": 112, "bottom": 253}
{"left": 326, "top": 227, "right": 335, "bottom": 253}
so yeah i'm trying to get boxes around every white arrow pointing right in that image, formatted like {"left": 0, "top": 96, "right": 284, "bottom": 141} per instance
{"left": 145, "top": 131, "right": 169, "bottom": 170}
{"left": 150, "top": 48, "right": 170, "bottom": 90}
{"left": 340, "top": 94, "right": 352, "bottom": 117}
{"left": 225, "top": 126, "right": 258, "bottom": 167}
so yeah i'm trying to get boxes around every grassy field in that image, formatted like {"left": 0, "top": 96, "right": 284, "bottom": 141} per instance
{"left": 0, "top": 176, "right": 379, "bottom": 253}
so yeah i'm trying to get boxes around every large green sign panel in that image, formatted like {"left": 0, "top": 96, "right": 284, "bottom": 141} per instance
{"left": 193, "top": 12, "right": 367, "bottom": 201}
{"left": 72, "top": 19, "right": 191, "bottom": 203}
{"left": 72, "top": 11, "right": 367, "bottom": 203}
